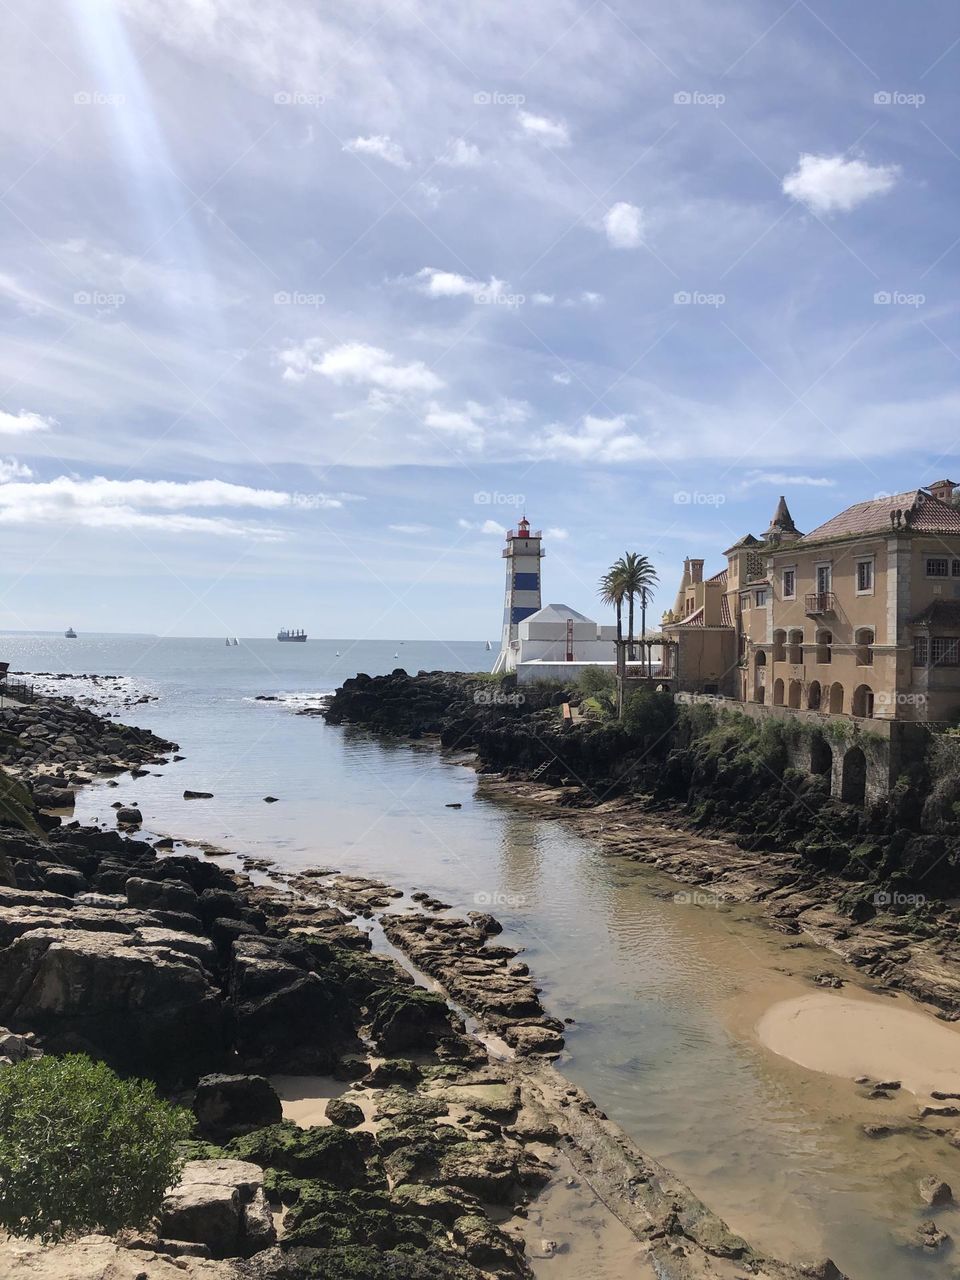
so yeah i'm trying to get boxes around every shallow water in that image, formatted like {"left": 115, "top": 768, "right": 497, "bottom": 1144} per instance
{"left": 6, "top": 632, "right": 960, "bottom": 1278}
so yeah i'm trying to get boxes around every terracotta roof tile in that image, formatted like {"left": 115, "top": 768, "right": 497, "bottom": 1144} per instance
{"left": 720, "top": 594, "right": 732, "bottom": 626}
{"left": 800, "top": 489, "right": 960, "bottom": 544}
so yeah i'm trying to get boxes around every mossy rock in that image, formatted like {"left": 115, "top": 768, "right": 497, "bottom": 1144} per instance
{"left": 177, "top": 1137, "right": 229, "bottom": 1162}
{"left": 227, "top": 1121, "right": 375, "bottom": 1187}
{"left": 392, "top": 1182, "right": 483, "bottom": 1225}
{"left": 284, "top": 1185, "right": 447, "bottom": 1252}
{"left": 375, "top": 1120, "right": 465, "bottom": 1155}
{"left": 286, "top": 1246, "right": 486, "bottom": 1279}
{"left": 372, "top": 1088, "right": 448, "bottom": 1129}
{"left": 453, "top": 1213, "right": 528, "bottom": 1275}
{"left": 367, "top": 984, "right": 459, "bottom": 1054}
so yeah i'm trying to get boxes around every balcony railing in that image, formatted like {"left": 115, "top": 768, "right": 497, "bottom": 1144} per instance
{"left": 805, "top": 591, "right": 835, "bottom": 616}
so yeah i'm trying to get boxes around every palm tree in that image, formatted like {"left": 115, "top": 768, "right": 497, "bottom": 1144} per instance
{"left": 598, "top": 566, "right": 625, "bottom": 649}
{"left": 615, "top": 553, "right": 659, "bottom": 671}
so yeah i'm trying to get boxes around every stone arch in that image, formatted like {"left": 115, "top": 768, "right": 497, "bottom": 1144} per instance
{"left": 807, "top": 679, "right": 822, "bottom": 710}
{"left": 810, "top": 733, "right": 832, "bottom": 778}
{"left": 852, "top": 684, "right": 874, "bottom": 718}
{"left": 773, "top": 629, "right": 787, "bottom": 663}
{"left": 841, "top": 745, "right": 866, "bottom": 806}
{"left": 787, "top": 678, "right": 802, "bottom": 708}
{"left": 773, "top": 677, "right": 784, "bottom": 706}
{"left": 828, "top": 682, "right": 844, "bottom": 714}
{"left": 816, "top": 629, "right": 832, "bottom": 664}
{"left": 788, "top": 629, "right": 804, "bottom": 664}
{"left": 855, "top": 628, "right": 874, "bottom": 667}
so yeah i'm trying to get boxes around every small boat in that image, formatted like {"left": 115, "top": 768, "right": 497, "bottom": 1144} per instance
{"left": 65, "top": 627, "right": 77, "bottom": 639}
{"left": 225, "top": 638, "right": 231, "bottom": 646}
{"left": 485, "top": 640, "right": 492, "bottom": 651}
{"left": 336, "top": 650, "right": 340, "bottom": 657}
{"left": 277, "top": 628, "right": 307, "bottom": 643}
{"left": 232, "top": 638, "right": 239, "bottom": 646}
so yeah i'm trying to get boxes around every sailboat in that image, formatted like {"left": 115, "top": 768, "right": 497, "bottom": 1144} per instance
{"left": 225, "top": 637, "right": 239, "bottom": 647}
{"left": 485, "top": 640, "right": 492, "bottom": 651}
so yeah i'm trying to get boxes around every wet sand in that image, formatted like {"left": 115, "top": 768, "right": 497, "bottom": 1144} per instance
{"left": 756, "top": 989, "right": 960, "bottom": 1096}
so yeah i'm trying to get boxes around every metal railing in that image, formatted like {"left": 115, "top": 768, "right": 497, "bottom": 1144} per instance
{"left": 805, "top": 591, "right": 836, "bottom": 615}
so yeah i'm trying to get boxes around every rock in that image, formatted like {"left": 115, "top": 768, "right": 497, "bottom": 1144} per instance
{"left": 241, "top": 1187, "right": 276, "bottom": 1252}
{"left": 919, "top": 1103, "right": 960, "bottom": 1119}
{"left": 0, "top": 927, "right": 227, "bottom": 1083}
{"left": 227, "top": 1122, "right": 372, "bottom": 1188}
{"left": 452, "top": 1214, "right": 526, "bottom": 1272}
{"left": 263, "top": 796, "right": 279, "bottom": 803}
{"left": 914, "top": 1219, "right": 950, "bottom": 1251}
{"left": 325, "top": 1097, "right": 365, "bottom": 1129}
{"left": 799, "top": 1262, "right": 848, "bottom": 1280}
{"left": 918, "top": 1175, "right": 953, "bottom": 1206}
{"left": 0, "top": 1234, "right": 239, "bottom": 1278}
{"left": 116, "top": 807, "right": 143, "bottom": 826}
{"left": 126, "top": 876, "right": 201, "bottom": 917}
{"left": 504, "top": 1023, "right": 564, "bottom": 1056}
{"left": 160, "top": 1159, "right": 271, "bottom": 1258}
{"left": 367, "top": 985, "right": 458, "bottom": 1054}
{"left": 228, "top": 937, "right": 355, "bottom": 1072}
{"left": 0, "top": 1025, "right": 42, "bottom": 1065}
{"left": 193, "top": 1073, "right": 283, "bottom": 1140}
{"left": 184, "top": 791, "right": 214, "bottom": 800}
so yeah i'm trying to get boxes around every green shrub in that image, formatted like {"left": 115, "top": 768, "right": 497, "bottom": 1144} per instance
{"left": 622, "top": 688, "right": 677, "bottom": 742}
{"left": 578, "top": 666, "right": 616, "bottom": 696}
{"left": 0, "top": 1054, "right": 192, "bottom": 1241}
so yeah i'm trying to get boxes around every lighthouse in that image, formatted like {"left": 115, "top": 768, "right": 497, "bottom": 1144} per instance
{"left": 491, "top": 517, "right": 544, "bottom": 673}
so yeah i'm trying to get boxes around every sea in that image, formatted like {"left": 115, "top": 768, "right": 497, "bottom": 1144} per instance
{"left": 1, "top": 631, "right": 955, "bottom": 1280}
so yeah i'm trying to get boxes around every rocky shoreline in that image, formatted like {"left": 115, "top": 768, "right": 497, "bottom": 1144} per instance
{"left": 322, "top": 669, "right": 960, "bottom": 1020}
{"left": 0, "top": 688, "right": 849, "bottom": 1278}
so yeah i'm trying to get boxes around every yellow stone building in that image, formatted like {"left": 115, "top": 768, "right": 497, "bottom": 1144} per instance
{"left": 663, "top": 480, "right": 960, "bottom": 723}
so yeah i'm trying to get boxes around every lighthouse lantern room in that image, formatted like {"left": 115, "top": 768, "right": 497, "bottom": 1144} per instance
{"left": 491, "top": 517, "right": 545, "bottom": 673}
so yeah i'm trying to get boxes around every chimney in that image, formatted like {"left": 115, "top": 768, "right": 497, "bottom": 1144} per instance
{"left": 928, "top": 479, "right": 958, "bottom": 504}
{"left": 690, "top": 559, "right": 704, "bottom": 584}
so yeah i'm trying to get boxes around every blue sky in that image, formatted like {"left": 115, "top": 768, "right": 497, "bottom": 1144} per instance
{"left": 1, "top": 0, "right": 960, "bottom": 639}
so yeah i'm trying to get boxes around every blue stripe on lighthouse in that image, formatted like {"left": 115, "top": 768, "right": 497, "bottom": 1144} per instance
{"left": 513, "top": 572, "right": 539, "bottom": 591}
{"left": 511, "top": 605, "right": 538, "bottom": 625}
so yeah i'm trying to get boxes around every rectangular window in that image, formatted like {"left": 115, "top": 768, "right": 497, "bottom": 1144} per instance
{"left": 739, "top": 593, "right": 751, "bottom": 610}
{"left": 927, "top": 558, "right": 949, "bottom": 578}
{"left": 816, "top": 564, "right": 831, "bottom": 593}
{"left": 755, "top": 589, "right": 768, "bottom": 607}
{"left": 782, "top": 568, "right": 796, "bottom": 599}
{"left": 914, "top": 635, "right": 929, "bottom": 666}
{"left": 931, "top": 636, "right": 960, "bottom": 666}
{"left": 856, "top": 560, "right": 873, "bottom": 593}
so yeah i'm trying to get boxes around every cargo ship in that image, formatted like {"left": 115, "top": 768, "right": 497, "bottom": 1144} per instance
{"left": 277, "top": 628, "right": 307, "bottom": 642}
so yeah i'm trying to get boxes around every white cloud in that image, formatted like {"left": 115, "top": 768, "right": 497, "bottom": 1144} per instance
{"left": 603, "top": 202, "right": 645, "bottom": 249}
{"left": 782, "top": 153, "right": 899, "bottom": 214}
{"left": 0, "top": 409, "right": 54, "bottom": 435}
{"left": 0, "top": 476, "right": 338, "bottom": 539}
{"left": 279, "top": 340, "right": 443, "bottom": 392}
{"left": 389, "top": 522, "right": 431, "bottom": 534}
{"left": 439, "top": 139, "right": 481, "bottom": 168}
{"left": 343, "top": 135, "right": 411, "bottom": 169}
{"left": 413, "top": 267, "right": 506, "bottom": 302}
{"left": 552, "top": 371, "right": 571, "bottom": 385}
{"left": 532, "top": 292, "right": 555, "bottom": 305}
{"left": 743, "top": 471, "right": 835, "bottom": 488}
{"left": 518, "top": 111, "right": 570, "bottom": 147}
{"left": 0, "top": 458, "right": 32, "bottom": 483}
{"left": 546, "top": 526, "right": 569, "bottom": 540}
{"left": 535, "top": 413, "right": 650, "bottom": 462}
{"left": 459, "top": 517, "right": 505, "bottom": 535}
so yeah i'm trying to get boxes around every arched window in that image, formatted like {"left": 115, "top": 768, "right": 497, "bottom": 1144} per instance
{"left": 810, "top": 733, "right": 832, "bottom": 778}
{"left": 855, "top": 629, "right": 874, "bottom": 666}
{"left": 788, "top": 679, "right": 802, "bottom": 708}
{"left": 788, "top": 629, "right": 804, "bottom": 664}
{"left": 773, "top": 677, "right": 784, "bottom": 705}
{"left": 753, "top": 651, "right": 766, "bottom": 702}
{"left": 807, "top": 680, "right": 821, "bottom": 710}
{"left": 828, "top": 682, "right": 844, "bottom": 714}
{"left": 852, "top": 684, "right": 874, "bottom": 718}
{"left": 816, "top": 630, "right": 832, "bottom": 664}
{"left": 772, "top": 629, "right": 786, "bottom": 663}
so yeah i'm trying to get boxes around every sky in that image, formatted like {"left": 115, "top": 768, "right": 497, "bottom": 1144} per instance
{"left": 1, "top": 0, "right": 960, "bottom": 639}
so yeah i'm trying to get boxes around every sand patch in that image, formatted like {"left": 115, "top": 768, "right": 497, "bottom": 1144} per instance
{"left": 757, "top": 991, "right": 960, "bottom": 1095}
{"left": 269, "top": 1074, "right": 376, "bottom": 1131}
